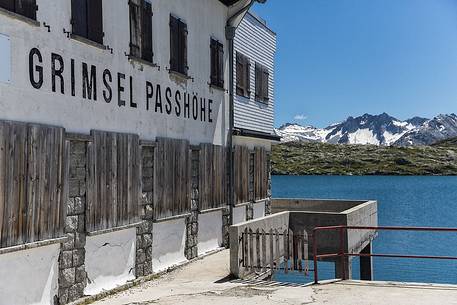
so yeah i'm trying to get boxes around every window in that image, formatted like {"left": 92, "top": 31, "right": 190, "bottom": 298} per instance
{"left": 255, "top": 63, "right": 269, "bottom": 103}
{"left": 71, "top": 0, "right": 104, "bottom": 44}
{"left": 169, "top": 15, "right": 188, "bottom": 75}
{"left": 210, "top": 38, "right": 224, "bottom": 88}
{"left": 0, "top": 0, "right": 37, "bottom": 20}
{"left": 236, "top": 52, "right": 250, "bottom": 98}
{"left": 129, "top": 0, "right": 153, "bottom": 62}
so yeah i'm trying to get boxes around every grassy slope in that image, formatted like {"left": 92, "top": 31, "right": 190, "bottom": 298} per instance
{"left": 272, "top": 139, "right": 457, "bottom": 176}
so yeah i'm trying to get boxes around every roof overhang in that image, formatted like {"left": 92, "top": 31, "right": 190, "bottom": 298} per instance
{"left": 233, "top": 128, "right": 281, "bottom": 142}
{"left": 219, "top": 0, "right": 244, "bottom": 6}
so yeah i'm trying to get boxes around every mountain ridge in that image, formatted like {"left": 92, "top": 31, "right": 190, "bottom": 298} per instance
{"left": 276, "top": 113, "right": 457, "bottom": 146}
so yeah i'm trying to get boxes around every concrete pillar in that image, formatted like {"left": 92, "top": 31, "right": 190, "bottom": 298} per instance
{"left": 335, "top": 257, "right": 352, "bottom": 280}
{"left": 360, "top": 243, "right": 373, "bottom": 281}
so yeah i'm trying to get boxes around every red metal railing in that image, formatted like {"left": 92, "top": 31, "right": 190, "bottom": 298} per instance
{"left": 312, "top": 225, "right": 457, "bottom": 284}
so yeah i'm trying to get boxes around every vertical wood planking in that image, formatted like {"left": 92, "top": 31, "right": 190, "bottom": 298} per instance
{"left": 154, "top": 138, "right": 190, "bottom": 220}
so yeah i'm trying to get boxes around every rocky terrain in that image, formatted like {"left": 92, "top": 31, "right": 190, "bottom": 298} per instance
{"left": 272, "top": 138, "right": 457, "bottom": 176}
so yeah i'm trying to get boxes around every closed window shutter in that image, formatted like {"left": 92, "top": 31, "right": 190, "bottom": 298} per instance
{"left": 16, "top": 0, "right": 37, "bottom": 20}
{"left": 0, "top": 0, "right": 15, "bottom": 12}
{"left": 71, "top": 0, "right": 87, "bottom": 38}
{"left": 129, "top": 0, "right": 141, "bottom": 58}
{"left": 181, "top": 21, "right": 188, "bottom": 75}
{"left": 87, "top": 0, "right": 103, "bottom": 44}
{"left": 141, "top": 1, "right": 153, "bottom": 62}
{"left": 217, "top": 42, "right": 224, "bottom": 87}
{"left": 236, "top": 53, "right": 244, "bottom": 96}
{"left": 210, "top": 39, "right": 217, "bottom": 85}
{"left": 246, "top": 57, "right": 251, "bottom": 96}
{"left": 169, "top": 16, "right": 179, "bottom": 72}
{"left": 255, "top": 63, "right": 262, "bottom": 101}
{"left": 262, "top": 66, "right": 269, "bottom": 102}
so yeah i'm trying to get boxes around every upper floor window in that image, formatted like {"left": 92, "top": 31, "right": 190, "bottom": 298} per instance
{"left": 169, "top": 15, "right": 188, "bottom": 76}
{"left": 236, "top": 52, "right": 251, "bottom": 98}
{"left": 0, "top": 0, "right": 37, "bottom": 20}
{"left": 129, "top": 0, "right": 153, "bottom": 62}
{"left": 255, "top": 63, "right": 269, "bottom": 103}
{"left": 210, "top": 39, "right": 224, "bottom": 89}
{"left": 71, "top": 0, "right": 104, "bottom": 44}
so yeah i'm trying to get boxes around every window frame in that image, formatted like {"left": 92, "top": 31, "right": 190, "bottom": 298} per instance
{"left": 71, "top": 0, "right": 104, "bottom": 45}
{"left": 255, "top": 62, "right": 269, "bottom": 104}
{"left": 129, "top": 0, "right": 153, "bottom": 63}
{"left": 169, "top": 15, "right": 188, "bottom": 76}
{"left": 236, "top": 52, "right": 251, "bottom": 98}
{"left": 210, "top": 38, "right": 224, "bottom": 89}
{"left": 0, "top": 0, "right": 38, "bottom": 21}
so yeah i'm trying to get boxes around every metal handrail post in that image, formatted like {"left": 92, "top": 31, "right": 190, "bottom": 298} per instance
{"left": 313, "top": 229, "right": 319, "bottom": 284}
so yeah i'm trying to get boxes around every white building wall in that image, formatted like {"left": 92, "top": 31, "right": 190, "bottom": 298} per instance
{"left": 198, "top": 210, "right": 223, "bottom": 255}
{"left": 84, "top": 229, "right": 136, "bottom": 296}
{"left": 234, "top": 12, "right": 276, "bottom": 135}
{"left": 151, "top": 218, "right": 187, "bottom": 272}
{"left": 0, "top": 0, "right": 230, "bottom": 145}
{"left": 0, "top": 244, "right": 60, "bottom": 305}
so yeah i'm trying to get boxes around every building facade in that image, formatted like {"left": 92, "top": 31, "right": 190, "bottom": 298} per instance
{"left": 0, "top": 1, "right": 274, "bottom": 304}
{"left": 232, "top": 11, "right": 278, "bottom": 224}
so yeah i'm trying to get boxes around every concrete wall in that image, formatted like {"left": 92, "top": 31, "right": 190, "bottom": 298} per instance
{"left": 233, "top": 205, "right": 247, "bottom": 224}
{"left": 84, "top": 228, "right": 136, "bottom": 296}
{"left": 253, "top": 201, "right": 266, "bottom": 219}
{"left": 0, "top": 244, "right": 60, "bottom": 305}
{"left": 229, "top": 211, "right": 289, "bottom": 278}
{"left": 198, "top": 210, "right": 223, "bottom": 255}
{"left": 152, "top": 217, "right": 187, "bottom": 272}
{"left": 0, "top": 0, "right": 230, "bottom": 145}
{"left": 271, "top": 199, "right": 366, "bottom": 214}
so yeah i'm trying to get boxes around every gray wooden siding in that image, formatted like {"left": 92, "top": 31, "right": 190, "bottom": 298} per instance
{"left": 234, "top": 13, "right": 276, "bottom": 135}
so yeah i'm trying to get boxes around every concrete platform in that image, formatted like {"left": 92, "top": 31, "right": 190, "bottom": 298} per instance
{"left": 90, "top": 250, "right": 457, "bottom": 305}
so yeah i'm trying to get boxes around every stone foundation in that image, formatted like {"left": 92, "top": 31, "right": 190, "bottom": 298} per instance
{"left": 58, "top": 141, "right": 87, "bottom": 304}
{"left": 186, "top": 149, "right": 199, "bottom": 259}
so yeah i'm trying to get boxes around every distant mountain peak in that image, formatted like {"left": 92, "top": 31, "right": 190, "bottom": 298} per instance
{"left": 275, "top": 113, "right": 457, "bottom": 146}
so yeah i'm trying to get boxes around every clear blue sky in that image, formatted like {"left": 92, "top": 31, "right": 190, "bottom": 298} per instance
{"left": 252, "top": 0, "right": 457, "bottom": 128}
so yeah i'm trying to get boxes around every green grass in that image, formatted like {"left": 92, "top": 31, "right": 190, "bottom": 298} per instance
{"left": 272, "top": 139, "right": 457, "bottom": 176}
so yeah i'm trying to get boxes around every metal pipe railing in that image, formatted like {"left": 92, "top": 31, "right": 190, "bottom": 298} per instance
{"left": 313, "top": 225, "right": 457, "bottom": 284}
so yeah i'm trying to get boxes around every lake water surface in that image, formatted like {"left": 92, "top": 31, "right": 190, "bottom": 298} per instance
{"left": 272, "top": 175, "right": 457, "bottom": 284}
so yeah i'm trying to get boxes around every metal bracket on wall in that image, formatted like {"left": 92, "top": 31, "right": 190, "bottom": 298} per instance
{"left": 63, "top": 28, "right": 71, "bottom": 38}
{"left": 42, "top": 22, "right": 51, "bottom": 32}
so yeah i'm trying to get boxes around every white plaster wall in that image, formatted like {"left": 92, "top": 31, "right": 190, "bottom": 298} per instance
{"left": 233, "top": 205, "right": 247, "bottom": 224}
{"left": 0, "top": 33, "right": 11, "bottom": 83}
{"left": 0, "top": 0, "right": 230, "bottom": 145}
{"left": 198, "top": 210, "right": 223, "bottom": 255}
{"left": 84, "top": 228, "right": 136, "bottom": 296}
{"left": 152, "top": 217, "right": 187, "bottom": 272}
{"left": 253, "top": 201, "right": 266, "bottom": 219}
{"left": 0, "top": 244, "right": 59, "bottom": 305}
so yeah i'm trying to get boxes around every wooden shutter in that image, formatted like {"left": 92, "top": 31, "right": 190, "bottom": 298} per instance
{"left": 141, "top": 1, "right": 153, "bottom": 62}
{"left": 255, "top": 63, "right": 262, "bottom": 101}
{"left": 262, "top": 66, "right": 269, "bottom": 102}
{"left": 15, "top": 0, "right": 37, "bottom": 19}
{"left": 210, "top": 39, "right": 217, "bottom": 85}
{"left": 87, "top": 0, "right": 103, "bottom": 44}
{"left": 217, "top": 42, "right": 224, "bottom": 88}
{"left": 129, "top": 0, "right": 141, "bottom": 58}
{"left": 246, "top": 57, "right": 251, "bottom": 96}
{"left": 169, "top": 15, "right": 179, "bottom": 72}
{"left": 236, "top": 52, "right": 245, "bottom": 96}
{"left": 0, "top": 0, "right": 15, "bottom": 11}
{"left": 180, "top": 20, "right": 188, "bottom": 75}
{"left": 71, "top": 0, "right": 87, "bottom": 38}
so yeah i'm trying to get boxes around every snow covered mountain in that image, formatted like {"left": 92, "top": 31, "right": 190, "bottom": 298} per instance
{"left": 275, "top": 113, "right": 457, "bottom": 146}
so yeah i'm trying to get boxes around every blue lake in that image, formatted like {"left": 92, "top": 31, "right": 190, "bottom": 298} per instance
{"left": 271, "top": 175, "right": 457, "bottom": 284}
